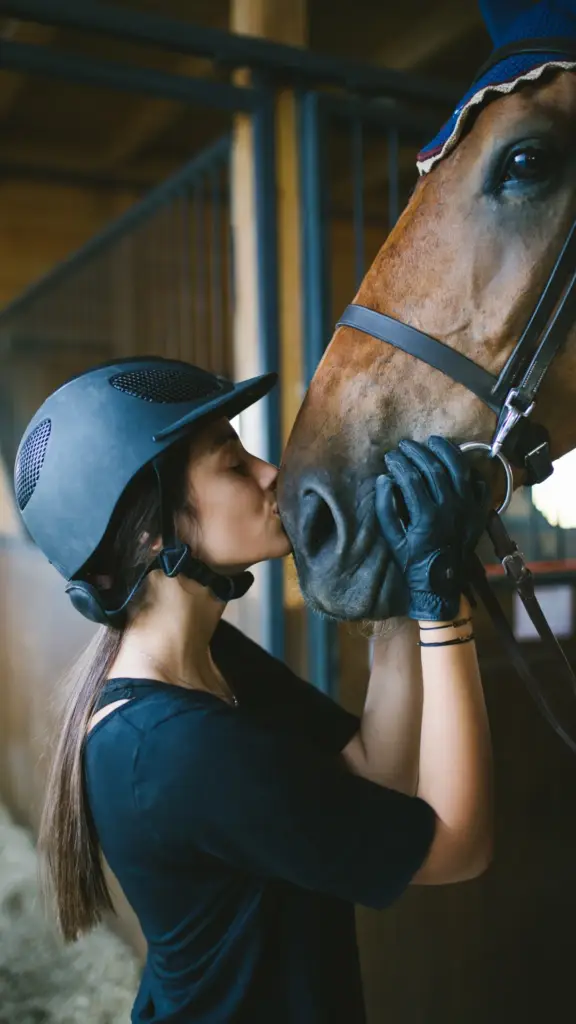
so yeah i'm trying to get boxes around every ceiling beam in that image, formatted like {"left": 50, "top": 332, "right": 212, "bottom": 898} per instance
{"left": 0, "top": 18, "right": 56, "bottom": 117}
{"left": 373, "top": 0, "right": 481, "bottom": 71}
{"left": 0, "top": 140, "right": 181, "bottom": 185}
{"left": 0, "top": 0, "right": 461, "bottom": 105}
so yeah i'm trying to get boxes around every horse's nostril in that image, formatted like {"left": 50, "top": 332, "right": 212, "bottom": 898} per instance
{"left": 301, "top": 489, "right": 339, "bottom": 560}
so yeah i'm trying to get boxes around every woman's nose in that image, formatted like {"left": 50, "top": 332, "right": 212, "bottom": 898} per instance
{"left": 258, "top": 458, "right": 279, "bottom": 492}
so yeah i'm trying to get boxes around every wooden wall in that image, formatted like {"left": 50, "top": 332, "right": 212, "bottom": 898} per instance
{"left": 0, "top": 181, "right": 138, "bottom": 307}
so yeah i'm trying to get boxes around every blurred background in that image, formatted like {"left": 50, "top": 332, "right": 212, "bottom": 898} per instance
{"left": 1, "top": 1, "right": 576, "bottom": 1021}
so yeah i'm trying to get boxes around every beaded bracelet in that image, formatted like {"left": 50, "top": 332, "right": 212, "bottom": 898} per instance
{"left": 417, "top": 634, "right": 475, "bottom": 648}
{"left": 419, "top": 616, "right": 472, "bottom": 631}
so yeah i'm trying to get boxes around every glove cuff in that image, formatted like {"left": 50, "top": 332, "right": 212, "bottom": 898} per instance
{"left": 407, "top": 591, "right": 461, "bottom": 623}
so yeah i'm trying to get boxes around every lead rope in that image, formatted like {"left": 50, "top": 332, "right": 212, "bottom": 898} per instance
{"left": 469, "top": 511, "right": 576, "bottom": 756}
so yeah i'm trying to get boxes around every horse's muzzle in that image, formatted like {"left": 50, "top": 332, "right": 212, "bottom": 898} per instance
{"left": 278, "top": 466, "right": 404, "bottom": 620}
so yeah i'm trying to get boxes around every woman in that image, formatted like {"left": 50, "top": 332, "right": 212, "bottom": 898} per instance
{"left": 14, "top": 356, "right": 492, "bottom": 1024}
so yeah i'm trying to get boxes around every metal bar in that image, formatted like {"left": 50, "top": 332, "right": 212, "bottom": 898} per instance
{"left": 211, "top": 168, "right": 223, "bottom": 373}
{"left": 0, "top": 164, "right": 154, "bottom": 190}
{"left": 298, "top": 90, "right": 338, "bottom": 696}
{"left": 528, "top": 491, "right": 540, "bottom": 562}
{"left": 252, "top": 86, "right": 284, "bottom": 660}
{"left": 179, "top": 192, "right": 192, "bottom": 363}
{"left": 0, "top": 39, "right": 257, "bottom": 111}
{"left": 0, "top": 136, "right": 231, "bottom": 324}
{"left": 194, "top": 181, "right": 206, "bottom": 365}
{"left": 299, "top": 92, "right": 331, "bottom": 385}
{"left": 557, "top": 520, "right": 566, "bottom": 562}
{"left": 388, "top": 126, "right": 400, "bottom": 230}
{"left": 0, "top": 0, "right": 463, "bottom": 106}
{"left": 352, "top": 116, "right": 365, "bottom": 289}
{"left": 226, "top": 162, "right": 236, "bottom": 379}
{"left": 322, "top": 93, "right": 443, "bottom": 139}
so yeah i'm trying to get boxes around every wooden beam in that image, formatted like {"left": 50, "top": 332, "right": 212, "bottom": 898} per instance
{"left": 0, "top": 19, "right": 56, "bottom": 118}
{"left": 373, "top": 0, "right": 480, "bottom": 71}
{"left": 228, "top": 0, "right": 307, "bottom": 644}
{"left": 230, "top": 0, "right": 308, "bottom": 442}
{"left": 0, "top": 140, "right": 180, "bottom": 184}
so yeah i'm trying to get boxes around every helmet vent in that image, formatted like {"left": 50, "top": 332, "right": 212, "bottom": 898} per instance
{"left": 15, "top": 418, "right": 52, "bottom": 511}
{"left": 110, "top": 367, "right": 222, "bottom": 404}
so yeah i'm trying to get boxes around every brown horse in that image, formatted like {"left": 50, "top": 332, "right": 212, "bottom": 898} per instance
{"left": 279, "top": 69, "right": 576, "bottom": 622}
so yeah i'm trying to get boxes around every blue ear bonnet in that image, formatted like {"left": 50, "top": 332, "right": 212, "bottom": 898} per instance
{"left": 417, "top": 1, "right": 576, "bottom": 174}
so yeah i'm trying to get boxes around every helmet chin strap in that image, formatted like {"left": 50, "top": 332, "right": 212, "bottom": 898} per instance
{"left": 152, "top": 456, "right": 254, "bottom": 603}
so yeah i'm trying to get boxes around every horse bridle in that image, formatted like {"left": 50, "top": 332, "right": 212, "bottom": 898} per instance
{"left": 336, "top": 40, "right": 576, "bottom": 753}
{"left": 338, "top": 212, "right": 576, "bottom": 490}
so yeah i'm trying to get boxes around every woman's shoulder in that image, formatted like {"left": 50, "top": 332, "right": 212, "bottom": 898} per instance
{"left": 87, "top": 679, "right": 236, "bottom": 751}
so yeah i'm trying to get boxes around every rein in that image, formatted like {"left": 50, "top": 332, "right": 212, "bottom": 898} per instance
{"left": 336, "top": 40, "right": 576, "bottom": 753}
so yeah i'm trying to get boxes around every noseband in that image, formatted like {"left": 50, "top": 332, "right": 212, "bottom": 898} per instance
{"left": 336, "top": 40, "right": 576, "bottom": 753}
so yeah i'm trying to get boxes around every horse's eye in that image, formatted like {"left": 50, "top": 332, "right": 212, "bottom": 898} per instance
{"left": 503, "top": 146, "right": 552, "bottom": 183}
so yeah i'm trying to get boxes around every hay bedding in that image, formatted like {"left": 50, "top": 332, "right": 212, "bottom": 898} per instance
{"left": 0, "top": 804, "right": 139, "bottom": 1024}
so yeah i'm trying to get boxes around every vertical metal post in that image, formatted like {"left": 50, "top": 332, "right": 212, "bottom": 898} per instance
{"left": 298, "top": 90, "right": 338, "bottom": 696}
{"left": 211, "top": 166, "right": 223, "bottom": 371}
{"left": 179, "top": 190, "right": 191, "bottom": 362}
{"left": 226, "top": 159, "right": 236, "bottom": 376}
{"left": 388, "top": 126, "right": 400, "bottom": 230}
{"left": 352, "top": 115, "right": 365, "bottom": 289}
{"left": 557, "top": 519, "right": 566, "bottom": 564}
{"left": 252, "top": 85, "right": 284, "bottom": 660}
{"left": 193, "top": 181, "right": 206, "bottom": 365}
{"left": 528, "top": 489, "right": 540, "bottom": 562}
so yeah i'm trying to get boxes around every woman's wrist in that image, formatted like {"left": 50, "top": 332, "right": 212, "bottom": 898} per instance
{"left": 417, "top": 596, "right": 474, "bottom": 648}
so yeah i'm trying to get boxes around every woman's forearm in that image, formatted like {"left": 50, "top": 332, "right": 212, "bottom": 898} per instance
{"left": 342, "top": 618, "right": 423, "bottom": 794}
{"left": 414, "top": 599, "right": 493, "bottom": 884}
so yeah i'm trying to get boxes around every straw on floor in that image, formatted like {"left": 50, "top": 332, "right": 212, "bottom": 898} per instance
{"left": 0, "top": 803, "right": 139, "bottom": 1024}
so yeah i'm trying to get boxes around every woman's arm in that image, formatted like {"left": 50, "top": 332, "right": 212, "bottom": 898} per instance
{"left": 412, "top": 597, "right": 492, "bottom": 884}
{"left": 342, "top": 600, "right": 492, "bottom": 884}
{"left": 342, "top": 618, "right": 423, "bottom": 795}
{"left": 346, "top": 437, "right": 493, "bottom": 885}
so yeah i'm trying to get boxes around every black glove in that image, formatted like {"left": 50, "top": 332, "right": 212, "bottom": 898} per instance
{"left": 375, "top": 437, "right": 490, "bottom": 621}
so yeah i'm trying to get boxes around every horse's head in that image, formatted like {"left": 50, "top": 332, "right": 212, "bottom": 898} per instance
{"left": 279, "top": 64, "right": 576, "bottom": 620}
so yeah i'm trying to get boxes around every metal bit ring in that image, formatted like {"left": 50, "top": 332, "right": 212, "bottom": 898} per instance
{"left": 459, "top": 441, "right": 514, "bottom": 517}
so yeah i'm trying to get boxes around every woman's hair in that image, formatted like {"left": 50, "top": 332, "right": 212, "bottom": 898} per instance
{"left": 39, "top": 437, "right": 195, "bottom": 942}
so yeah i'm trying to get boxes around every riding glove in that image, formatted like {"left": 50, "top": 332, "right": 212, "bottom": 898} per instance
{"left": 375, "top": 436, "right": 490, "bottom": 621}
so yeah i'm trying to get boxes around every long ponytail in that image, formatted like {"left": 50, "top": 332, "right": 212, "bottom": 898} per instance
{"left": 39, "top": 626, "right": 123, "bottom": 940}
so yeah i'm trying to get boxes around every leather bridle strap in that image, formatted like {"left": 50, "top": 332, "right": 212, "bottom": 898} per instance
{"left": 336, "top": 304, "right": 501, "bottom": 413}
{"left": 469, "top": 521, "right": 576, "bottom": 756}
{"left": 337, "top": 36, "right": 576, "bottom": 486}
{"left": 493, "top": 222, "right": 576, "bottom": 408}
{"left": 337, "top": 213, "right": 576, "bottom": 483}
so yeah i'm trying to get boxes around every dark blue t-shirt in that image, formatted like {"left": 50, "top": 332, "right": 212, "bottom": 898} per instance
{"left": 84, "top": 621, "right": 435, "bottom": 1023}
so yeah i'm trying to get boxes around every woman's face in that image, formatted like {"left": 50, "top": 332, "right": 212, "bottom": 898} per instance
{"left": 182, "top": 417, "right": 292, "bottom": 572}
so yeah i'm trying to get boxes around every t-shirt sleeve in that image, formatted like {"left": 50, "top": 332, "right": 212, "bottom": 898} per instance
{"left": 211, "top": 621, "right": 360, "bottom": 754}
{"left": 134, "top": 705, "right": 436, "bottom": 911}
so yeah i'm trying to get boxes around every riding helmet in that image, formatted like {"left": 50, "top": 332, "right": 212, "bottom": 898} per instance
{"left": 13, "top": 356, "right": 277, "bottom": 624}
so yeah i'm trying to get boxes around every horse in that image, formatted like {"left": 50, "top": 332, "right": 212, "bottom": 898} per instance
{"left": 279, "top": 65, "right": 576, "bottom": 624}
